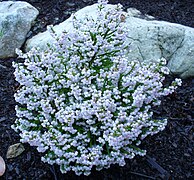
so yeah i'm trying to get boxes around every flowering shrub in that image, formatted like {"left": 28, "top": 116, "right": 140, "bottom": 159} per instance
{"left": 12, "top": 0, "right": 182, "bottom": 176}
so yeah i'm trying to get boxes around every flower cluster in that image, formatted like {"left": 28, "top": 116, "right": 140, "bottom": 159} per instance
{"left": 12, "top": 0, "right": 181, "bottom": 176}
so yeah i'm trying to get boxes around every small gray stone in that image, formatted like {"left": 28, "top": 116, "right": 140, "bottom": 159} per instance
{"left": 6, "top": 143, "right": 25, "bottom": 159}
{"left": 0, "top": 156, "right": 5, "bottom": 176}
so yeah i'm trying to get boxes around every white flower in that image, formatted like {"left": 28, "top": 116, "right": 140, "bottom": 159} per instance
{"left": 12, "top": 0, "right": 181, "bottom": 176}
{"left": 175, "top": 78, "right": 182, "bottom": 86}
{"left": 161, "top": 66, "right": 170, "bottom": 74}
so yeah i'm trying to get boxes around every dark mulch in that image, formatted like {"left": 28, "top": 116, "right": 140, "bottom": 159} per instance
{"left": 0, "top": 0, "right": 194, "bottom": 179}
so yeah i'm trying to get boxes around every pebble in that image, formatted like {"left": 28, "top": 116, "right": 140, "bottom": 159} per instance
{"left": 0, "top": 156, "right": 5, "bottom": 176}
{"left": 6, "top": 143, "right": 25, "bottom": 159}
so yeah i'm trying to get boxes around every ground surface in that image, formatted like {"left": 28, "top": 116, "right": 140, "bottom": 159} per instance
{"left": 0, "top": 0, "right": 193, "bottom": 179}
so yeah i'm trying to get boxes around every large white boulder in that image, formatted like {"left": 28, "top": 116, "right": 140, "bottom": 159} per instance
{"left": 25, "top": 4, "right": 194, "bottom": 78}
{"left": 125, "top": 18, "right": 194, "bottom": 78}
{"left": 0, "top": 1, "right": 39, "bottom": 58}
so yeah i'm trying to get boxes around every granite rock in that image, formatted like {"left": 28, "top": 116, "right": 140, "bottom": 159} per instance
{"left": 25, "top": 4, "right": 194, "bottom": 78}
{"left": 0, "top": 1, "right": 39, "bottom": 58}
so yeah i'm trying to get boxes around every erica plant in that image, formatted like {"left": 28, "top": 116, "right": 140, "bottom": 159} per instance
{"left": 12, "top": 0, "right": 181, "bottom": 176}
